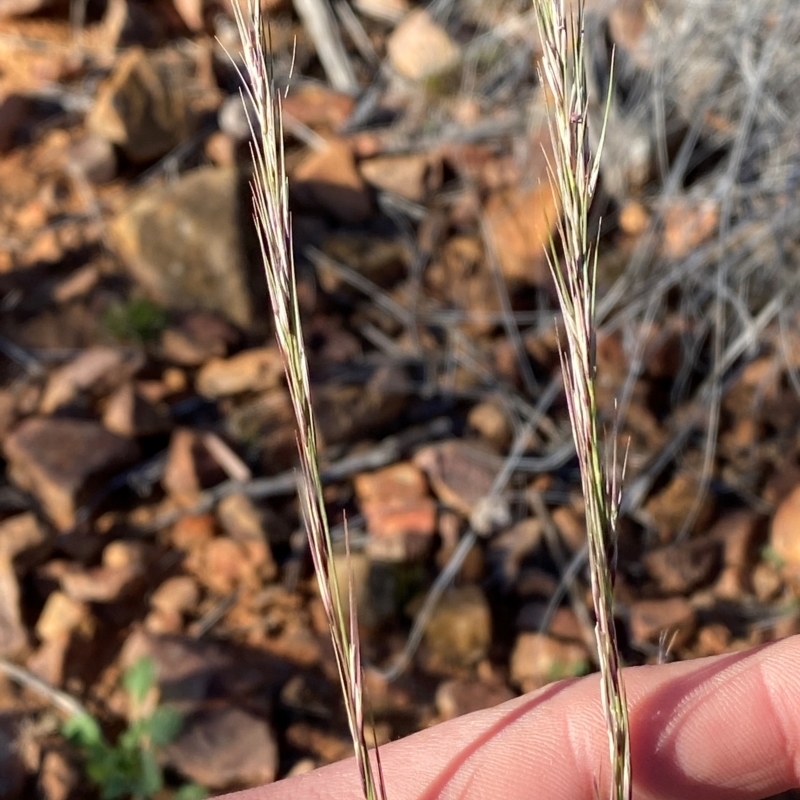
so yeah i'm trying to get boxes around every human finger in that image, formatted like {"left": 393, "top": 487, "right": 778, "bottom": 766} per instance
{"left": 222, "top": 635, "right": 800, "bottom": 800}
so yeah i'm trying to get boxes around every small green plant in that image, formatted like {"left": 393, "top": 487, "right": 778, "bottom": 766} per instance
{"left": 103, "top": 297, "right": 169, "bottom": 344}
{"left": 63, "top": 657, "right": 206, "bottom": 800}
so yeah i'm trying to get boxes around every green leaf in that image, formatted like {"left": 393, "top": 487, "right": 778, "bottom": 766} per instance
{"left": 124, "top": 657, "right": 157, "bottom": 707}
{"left": 173, "top": 784, "right": 209, "bottom": 800}
{"left": 135, "top": 748, "right": 164, "bottom": 798}
{"left": 63, "top": 713, "right": 105, "bottom": 749}
{"left": 147, "top": 705, "right": 184, "bottom": 747}
{"left": 119, "top": 721, "right": 147, "bottom": 753}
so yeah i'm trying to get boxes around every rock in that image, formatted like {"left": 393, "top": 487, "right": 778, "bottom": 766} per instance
{"left": 163, "top": 706, "right": 278, "bottom": 789}
{"left": 35, "top": 591, "right": 90, "bottom": 642}
{"left": 313, "top": 365, "right": 408, "bottom": 447}
{"left": 643, "top": 471, "right": 715, "bottom": 542}
{"left": 150, "top": 576, "right": 200, "bottom": 616}
{"left": 159, "top": 311, "right": 239, "bottom": 366}
{"left": 102, "top": 383, "right": 171, "bottom": 438}
{"left": 518, "top": 605, "right": 585, "bottom": 643}
{"left": 317, "top": 230, "right": 409, "bottom": 293}
{"left": 662, "top": 198, "right": 719, "bottom": 259}
{"left": 103, "top": 0, "right": 165, "bottom": 47}
{"left": 162, "top": 428, "right": 227, "bottom": 506}
{"left": 643, "top": 537, "right": 721, "bottom": 594}
{"left": 435, "top": 676, "right": 514, "bottom": 721}
{"left": 770, "top": 484, "right": 800, "bottom": 571}
{"left": 54, "top": 540, "right": 148, "bottom": 602}
{"left": 144, "top": 606, "right": 183, "bottom": 635}
{"left": 40, "top": 346, "right": 144, "bottom": 415}
{"left": 291, "top": 138, "right": 372, "bottom": 224}
{"left": 510, "top": 632, "right": 589, "bottom": 693}
{"left": 421, "top": 585, "right": 491, "bottom": 671}
{"left": 0, "top": 391, "right": 16, "bottom": 439}
{"left": 226, "top": 389, "right": 297, "bottom": 474}
{"left": 284, "top": 720, "right": 353, "bottom": 764}
{"left": 204, "top": 130, "right": 237, "bottom": 167}
{"left": 0, "top": 555, "right": 26, "bottom": 657}
{"left": 217, "top": 493, "right": 277, "bottom": 580}
{"left": 196, "top": 347, "right": 284, "bottom": 398}
{"left": 186, "top": 536, "right": 259, "bottom": 595}
{"left": 87, "top": 47, "right": 190, "bottom": 163}
{"left": 64, "top": 134, "right": 117, "bottom": 184}
{"left": 120, "top": 629, "right": 231, "bottom": 709}
{"left": 695, "top": 623, "right": 732, "bottom": 658}
{"left": 618, "top": 200, "right": 650, "bottom": 236}
{"left": 111, "top": 166, "right": 260, "bottom": 328}
{"left": 0, "top": 512, "right": 52, "bottom": 570}
{"left": 282, "top": 84, "right": 355, "bottom": 130}
{"left": 414, "top": 439, "right": 506, "bottom": 528}
{"left": 0, "top": 93, "right": 30, "bottom": 152}
{"left": 467, "top": 400, "right": 512, "bottom": 449}
{"left": 712, "top": 511, "right": 766, "bottom": 598}
{"left": 170, "top": 0, "right": 204, "bottom": 32}
{"left": 138, "top": 368, "right": 188, "bottom": 403}
{"left": 359, "top": 154, "right": 430, "bottom": 203}
{"left": 752, "top": 561, "right": 782, "bottom": 602}
{"left": 483, "top": 180, "right": 557, "bottom": 287}
{"left": 307, "top": 316, "right": 362, "bottom": 364}
{"left": 607, "top": 0, "right": 651, "bottom": 55}
{"left": 52, "top": 265, "right": 101, "bottom": 304}
{"left": 387, "top": 9, "right": 460, "bottom": 81}
{"left": 27, "top": 635, "right": 70, "bottom": 686}
{"left": 551, "top": 505, "right": 586, "bottom": 553}
{"left": 628, "top": 597, "right": 697, "bottom": 649}
{"left": 38, "top": 749, "right": 79, "bottom": 800}
{"left": 486, "top": 518, "right": 543, "bottom": 588}
{"left": 354, "top": 462, "right": 437, "bottom": 562}
{"left": 4, "top": 418, "right": 139, "bottom": 531}
{"left": 170, "top": 514, "right": 217, "bottom": 553}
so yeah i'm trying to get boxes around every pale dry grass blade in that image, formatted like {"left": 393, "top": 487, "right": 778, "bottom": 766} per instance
{"left": 531, "top": 1, "right": 631, "bottom": 798}
{"left": 231, "top": 3, "right": 385, "bottom": 798}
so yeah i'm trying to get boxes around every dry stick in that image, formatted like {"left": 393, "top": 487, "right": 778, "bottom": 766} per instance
{"left": 0, "top": 658, "right": 87, "bottom": 719}
{"left": 293, "top": 0, "right": 359, "bottom": 94}
{"left": 676, "top": 11, "right": 785, "bottom": 542}
{"left": 146, "top": 416, "right": 453, "bottom": 532}
{"left": 334, "top": 0, "right": 381, "bottom": 68}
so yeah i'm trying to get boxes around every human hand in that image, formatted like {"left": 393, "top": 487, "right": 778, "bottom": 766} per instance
{"left": 223, "top": 635, "right": 800, "bottom": 800}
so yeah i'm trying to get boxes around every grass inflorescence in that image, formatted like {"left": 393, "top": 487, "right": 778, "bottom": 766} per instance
{"left": 232, "top": 3, "right": 386, "bottom": 800}
{"left": 532, "top": 1, "right": 632, "bottom": 799}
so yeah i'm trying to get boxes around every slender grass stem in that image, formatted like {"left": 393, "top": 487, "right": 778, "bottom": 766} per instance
{"left": 532, "top": 2, "right": 632, "bottom": 798}
{"left": 232, "top": 5, "right": 385, "bottom": 799}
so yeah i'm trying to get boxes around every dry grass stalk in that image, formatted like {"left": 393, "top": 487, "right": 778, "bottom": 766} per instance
{"left": 532, "top": 1, "right": 632, "bottom": 798}
{"left": 231, "top": 4, "right": 385, "bottom": 799}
